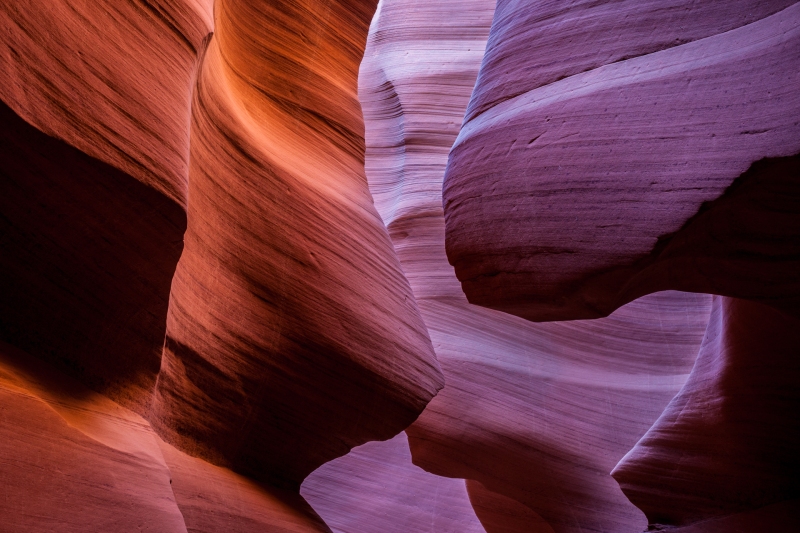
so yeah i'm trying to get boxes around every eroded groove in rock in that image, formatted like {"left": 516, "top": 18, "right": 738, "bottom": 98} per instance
{"left": 0, "top": 99, "right": 185, "bottom": 413}
{"left": 359, "top": 1, "right": 714, "bottom": 531}
{"left": 150, "top": 0, "right": 443, "bottom": 489}
{"left": 613, "top": 296, "right": 800, "bottom": 526}
{"left": 406, "top": 293, "right": 711, "bottom": 533}
{"left": 443, "top": 1, "right": 800, "bottom": 321}
{"left": 301, "top": 432, "right": 485, "bottom": 533}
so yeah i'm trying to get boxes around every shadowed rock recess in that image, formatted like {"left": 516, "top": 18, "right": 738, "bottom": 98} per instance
{"left": 0, "top": 0, "right": 797, "bottom": 532}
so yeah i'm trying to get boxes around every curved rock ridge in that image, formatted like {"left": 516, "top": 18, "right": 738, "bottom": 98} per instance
{"left": 613, "top": 296, "right": 800, "bottom": 526}
{"left": 359, "top": 1, "right": 714, "bottom": 531}
{"left": 301, "top": 432, "right": 486, "bottom": 533}
{"left": 146, "top": 0, "right": 443, "bottom": 489}
{"left": 406, "top": 293, "right": 711, "bottom": 533}
{"left": 1, "top": 0, "right": 446, "bottom": 528}
{"left": 465, "top": 0, "right": 796, "bottom": 122}
{"left": 443, "top": 1, "right": 800, "bottom": 321}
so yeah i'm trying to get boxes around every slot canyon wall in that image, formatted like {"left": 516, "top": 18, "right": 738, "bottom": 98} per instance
{"left": 0, "top": 1, "right": 798, "bottom": 533}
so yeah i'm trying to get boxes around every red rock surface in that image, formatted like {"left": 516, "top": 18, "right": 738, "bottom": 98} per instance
{"left": 149, "top": 0, "right": 443, "bottom": 488}
{"left": 0, "top": 341, "right": 188, "bottom": 533}
{"left": 301, "top": 432, "right": 485, "bottom": 533}
{"left": 1, "top": 0, "right": 444, "bottom": 529}
{"left": 161, "top": 440, "right": 333, "bottom": 533}
{"left": 467, "top": 480, "right": 554, "bottom": 533}
{"left": 443, "top": 1, "right": 800, "bottom": 321}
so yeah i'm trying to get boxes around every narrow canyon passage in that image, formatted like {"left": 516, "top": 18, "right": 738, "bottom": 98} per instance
{"left": 0, "top": 1, "right": 798, "bottom": 532}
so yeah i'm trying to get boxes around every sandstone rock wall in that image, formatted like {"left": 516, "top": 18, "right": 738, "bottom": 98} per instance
{"left": 0, "top": 0, "right": 446, "bottom": 529}
{"left": 443, "top": 0, "right": 800, "bottom": 321}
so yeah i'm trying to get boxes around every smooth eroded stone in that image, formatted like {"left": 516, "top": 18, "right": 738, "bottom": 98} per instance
{"left": 0, "top": 342, "right": 188, "bottom": 533}
{"left": 160, "top": 440, "right": 332, "bottom": 533}
{"left": 150, "top": 0, "right": 443, "bottom": 488}
{"left": 360, "top": 1, "right": 713, "bottom": 531}
{"left": 613, "top": 296, "right": 800, "bottom": 527}
{"left": 443, "top": 1, "right": 800, "bottom": 320}
{"left": 467, "top": 480, "right": 555, "bottom": 533}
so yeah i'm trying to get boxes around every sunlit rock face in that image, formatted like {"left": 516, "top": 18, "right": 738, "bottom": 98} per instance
{"left": 0, "top": 0, "right": 444, "bottom": 529}
{"left": 148, "top": 0, "right": 443, "bottom": 489}
{"left": 443, "top": 0, "right": 800, "bottom": 322}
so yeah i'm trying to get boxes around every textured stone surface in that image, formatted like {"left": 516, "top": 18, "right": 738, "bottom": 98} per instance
{"left": 359, "top": 1, "right": 712, "bottom": 531}
{"left": 1, "top": 0, "right": 444, "bottom": 529}
{"left": 613, "top": 296, "right": 800, "bottom": 526}
{"left": 443, "top": 1, "right": 800, "bottom": 321}
{"left": 0, "top": 342, "right": 188, "bottom": 533}
{"left": 161, "top": 440, "right": 332, "bottom": 533}
{"left": 302, "top": 432, "right": 485, "bottom": 533}
{"left": 0, "top": 0, "right": 213, "bottom": 205}
{"left": 2, "top": 0, "right": 799, "bottom": 531}
{"left": 149, "top": 0, "right": 443, "bottom": 489}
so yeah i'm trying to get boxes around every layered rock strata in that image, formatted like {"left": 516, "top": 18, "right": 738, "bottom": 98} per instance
{"left": 359, "top": 1, "right": 714, "bottom": 532}
{"left": 436, "top": 0, "right": 800, "bottom": 529}
{"left": 443, "top": 0, "right": 800, "bottom": 321}
{"left": 1, "top": 0, "right": 446, "bottom": 529}
{"left": 149, "top": 0, "right": 443, "bottom": 489}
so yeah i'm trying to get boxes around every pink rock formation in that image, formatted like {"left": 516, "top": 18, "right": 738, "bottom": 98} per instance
{"left": 406, "top": 293, "right": 710, "bottom": 533}
{"left": 443, "top": 1, "right": 800, "bottom": 321}
{"left": 359, "top": 1, "right": 713, "bottom": 531}
{"left": 613, "top": 296, "right": 800, "bottom": 526}
{"left": 435, "top": 0, "right": 800, "bottom": 529}
{"left": 302, "top": 432, "right": 485, "bottom": 533}
{"left": 2, "top": 0, "right": 799, "bottom": 531}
